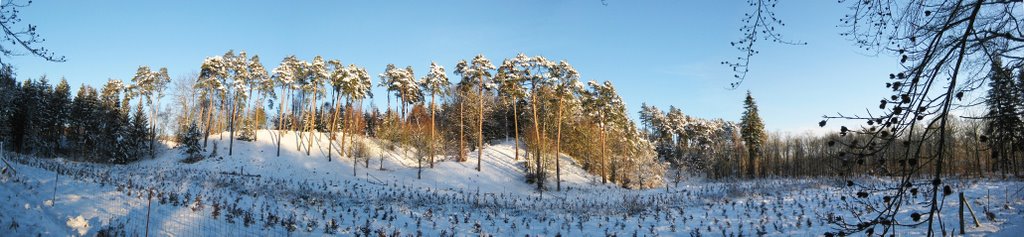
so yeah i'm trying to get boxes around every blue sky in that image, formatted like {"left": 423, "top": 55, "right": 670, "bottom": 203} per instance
{"left": 7, "top": 0, "right": 899, "bottom": 134}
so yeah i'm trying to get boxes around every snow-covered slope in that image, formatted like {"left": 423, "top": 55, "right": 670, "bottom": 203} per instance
{"left": 140, "top": 130, "right": 605, "bottom": 195}
{"left": 1, "top": 131, "right": 1022, "bottom": 236}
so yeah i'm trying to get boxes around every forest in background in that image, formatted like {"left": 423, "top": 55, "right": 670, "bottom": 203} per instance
{"left": 1, "top": 50, "right": 1021, "bottom": 191}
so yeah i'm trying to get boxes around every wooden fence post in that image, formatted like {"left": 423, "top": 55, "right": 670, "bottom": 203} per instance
{"left": 962, "top": 192, "right": 981, "bottom": 227}
{"left": 147, "top": 188, "right": 154, "bottom": 237}
{"left": 960, "top": 192, "right": 965, "bottom": 234}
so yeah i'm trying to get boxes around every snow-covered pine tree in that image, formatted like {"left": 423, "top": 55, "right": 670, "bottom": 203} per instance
{"left": 178, "top": 122, "right": 204, "bottom": 163}
{"left": 130, "top": 105, "right": 151, "bottom": 160}
{"left": 420, "top": 62, "right": 449, "bottom": 169}
{"left": 740, "top": 90, "right": 766, "bottom": 178}
{"left": 271, "top": 55, "right": 299, "bottom": 157}
{"left": 325, "top": 59, "right": 346, "bottom": 161}
{"left": 302, "top": 55, "right": 328, "bottom": 156}
{"left": 0, "top": 65, "right": 16, "bottom": 151}
{"left": 549, "top": 60, "right": 582, "bottom": 191}
{"left": 47, "top": 78, "right": 71, "bottom": 153}
{"left": 13, "top": 76, "right": 51, "bottom": 155}
{"left": 495, "top": 57, "right": 528, "bottom": 162}
{"left": 454, "top": 54, "right": 495, "bottom": 172}
{"left": 243, "top": 55, "right": 270, "bottom": 142}
{"left": 336, "top": 64, "right": 373, "bottom": 174}
{"left": 197, "top": 55, "right": 228, "bottom": 149}
{"left": 227, "top": 51, "right": 253, "bottom": 155}
{"left": 129, "top": 65, "right": 171, "bottom": 158}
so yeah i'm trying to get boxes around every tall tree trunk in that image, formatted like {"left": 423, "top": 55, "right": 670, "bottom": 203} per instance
{"left": 530, "top": 83, "right": 542, "bottom": 192}
{"left": 359, "top": 100, "right": 368, "bottom": 169}
{"left": 343, "top": 101, "right": 351, "bottom": 159}
{"left": 512, "top": 96, "right": 520, "bottom": 161}
{"left": 276, "top": 87, "right": 288, "bottom": 157}
{"left": 306, "top": 87, "right": 318, "bottom": 156}
{"left": 293, "top": 93, "right": 303, "bottom": 149}
{"left": 600, "top": 121, "right": 608, "bottom": 184}
{"left": 150, "top": 98, "right": 158, "bottom": 159}
{"left": 555, "top": 97, "right": 563, "bottom": 191}
{"left": 328, "top": 90, "right": 341, "bottom": 162}
{"left": 203, "top": 94, "right": 213, "bottom": 148}
{"left": 430, "top": 92, "right": 436, "bottom": 168}
{"left": 459, "top": 95, "right": 466, "bottom": 162}
{"left": 228, "top": 98, "right": 236, "bottom": 156}
{"left": 477, "top": 79, "right": 485, "bottom": 172}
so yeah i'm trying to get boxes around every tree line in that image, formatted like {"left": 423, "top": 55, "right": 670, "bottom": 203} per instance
{"left": 167, "top": 51, "right": 662, "bottom": 191}
{"left": 2, "top": 50, "right": 1020, "bottom": 190}
{"left": 0, "top": 65, "right": 166, "bottom": 164}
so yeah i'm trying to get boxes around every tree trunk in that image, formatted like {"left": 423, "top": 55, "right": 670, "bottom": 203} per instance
{"left": 276, "top": 87, "right": 288, "bottom": 157}
{"left": 306, "top": 87, "right": 318, "bottom": 156}
{"left": 512, "top": 96, "right": 520, "bottom": 161}
{"left": 430, "top": 92, "right": 436, "bottom": 168}
{"left": 459, "top": 96, "right": 466, "bottom": 162}
{"left": 600, "top": 122, "right": 608, "bottom": 184}
{"left": 477, "top": 79, "right": 485, "bottom": 172}
{"left": 530, "top": 83, "right": 542, "bottom": 192}
{"left": 555, "top": 97, "right": 563, "bottom": 191}
{"left": 328, "top": 90, "right": 341, "bottom": 162}
{"left": 228, "top": 98, "right": 236, "bottom": 156}
{"left": 203, "top": 94, "right": 213, "bottom": 148}
{"left": 151, "top": 97, "right": 159, "bottom": 159}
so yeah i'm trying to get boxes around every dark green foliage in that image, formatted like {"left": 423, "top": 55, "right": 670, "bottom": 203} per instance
{"left": 178, "top": 122, "right": 205, "bottom": 164}
{"left": 984, "top": 59, "right": 1023, "bottom": 175}
{"left": 0, "top": 70, "right": 151, "bottom": 164}
{"left": 740, "top": 91, "right": 767, "bottom": 178}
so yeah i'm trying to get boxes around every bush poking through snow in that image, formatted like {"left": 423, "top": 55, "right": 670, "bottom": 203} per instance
{"left": 66, "top": 215, "right": 89, "bottom": 236}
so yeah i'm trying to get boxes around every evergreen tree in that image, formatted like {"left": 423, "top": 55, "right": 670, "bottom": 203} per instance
{"left": 740, "top": 90, "right": 766, "bottom": 178}
{"left": 271, "top": 55, "right": 299, "bottom": 157}
{"left": 495, "top": 56, "right": 528, "bottom": 162}
{"left": 100, "top": 79, "right": 129, "bottom": 163}
{"left": 178, "top": 122, "right": 204, "bottom": 163}
{"left": 130, "top": 105, "right": 151, "bottom": 160}
{"left": 549, "top": 60, "right": 582, "bottom": 191}
{"left": 48, "top": 78, "right": 71, "bottom": 152}
{"left": 0, "top": 65, "right": 17, "bottom": 151}
{"left": 420, "top": 62, "right": 449, "bottom": 170}
{"left": 13, "top": 77, "right": 49, "bottom": 155}
{"left": 454, "top": 54, "right": 495, "bottom": 172}
{"left": 984, "top": 58, "right": 1022, "bottom": 175}
{"left": 69, "top": 85, "right": 99, "bottom": 159}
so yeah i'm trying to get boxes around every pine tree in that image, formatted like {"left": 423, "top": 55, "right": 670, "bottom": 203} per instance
{"left": 984, "top": 58, "right": 1022, "bottom": 176}
{"left": 99, "top": 80, "right": 131, "bottom": 163}
{"left": 303, "top": 55, "right": 328, "bottom": 156}
{"left": 343, "top": 64, "right": 373, "bottom": 176}
{"left": 197, "top": 56, "right": 228, "bottom": 149}
{"left": 271, "top": 55, "right": 299, "bottom": 157}
{"left": 421, "top": 62, "right": 449, "bottom": 169}
{"left": 69, "top": 85, "right": 98, "bottom": 159}
{"left": 49, "top": 78, "right": 71, "bottom": 153}
{"left": 740, "top": 91, "right": 766, "bottom": 178}
{"left": 178, "top": 121, "right": 204, "bottom": 162}
{"left": 13, "top": 77, "right": 49, "bottom": 155}
{"left": 549, "top": 60, "right": 582, "bottom": 191}
{"left": 495, "top": 56, "right": 528, "bottom": 163}
{"left": 0, "top": 65, "right": 15, "bottom": 151}
{"left": 130, "top": 105, "right": 151, "bottom": 160}
{"left": 455, "top": 54, "right": 496, "bottom": 172}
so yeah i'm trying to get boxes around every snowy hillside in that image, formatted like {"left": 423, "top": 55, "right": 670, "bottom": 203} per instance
{"left": 142, "top": 130, "right": 607, "bottom": 195}
{"left": 0, "top": 131, "right": 1022, "bottom": 236}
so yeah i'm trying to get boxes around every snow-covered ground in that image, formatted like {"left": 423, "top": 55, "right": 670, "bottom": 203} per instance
{"left": 1, "top": 130, "right": 1022, "bottom": 236}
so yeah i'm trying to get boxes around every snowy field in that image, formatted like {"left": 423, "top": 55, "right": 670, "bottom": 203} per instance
{"left": 1, "top": 130, "right": 1022, "bottom": 236}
